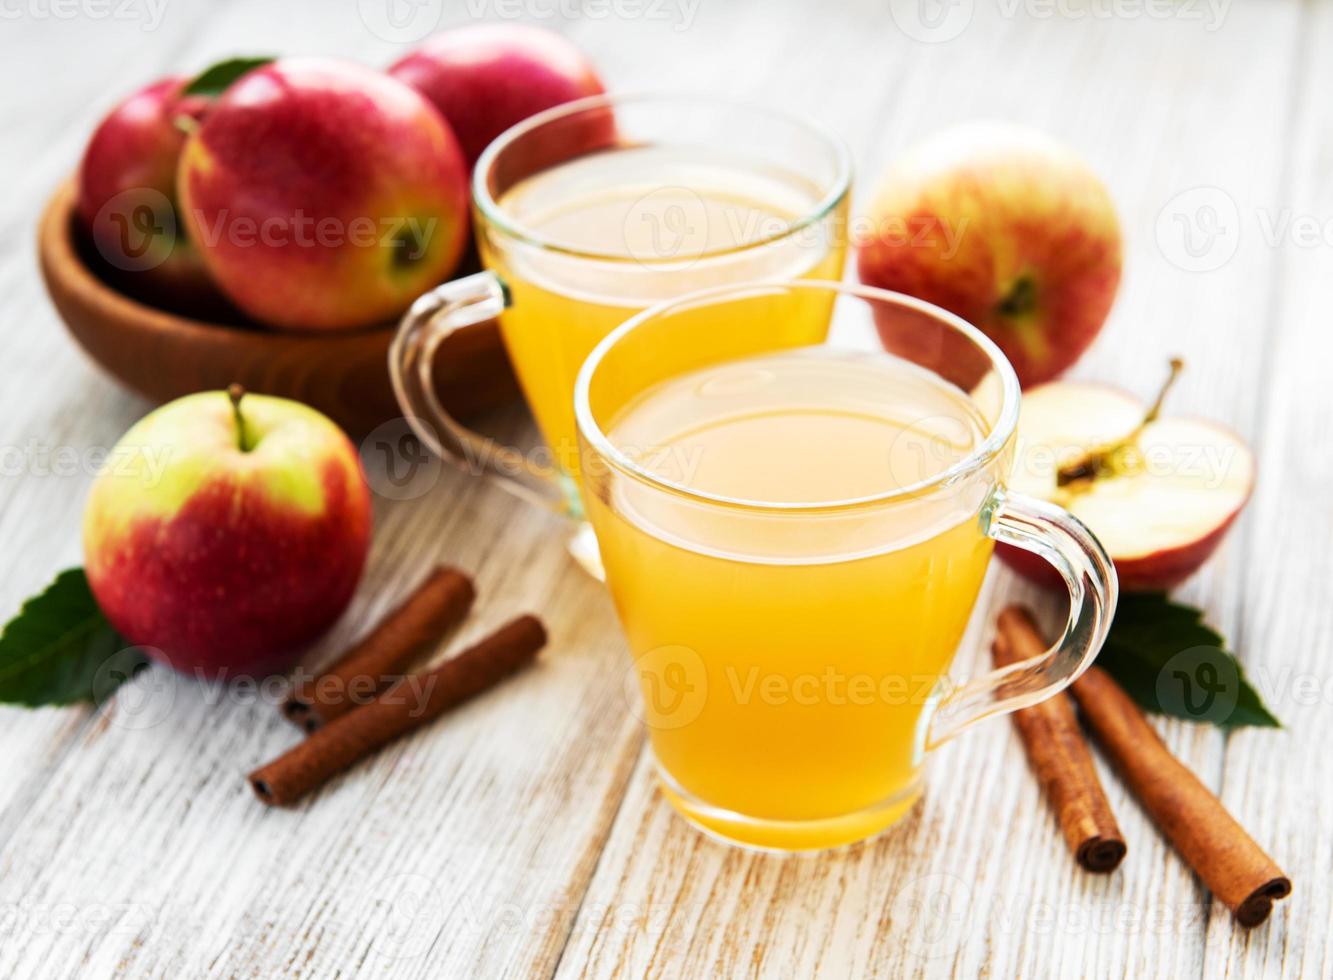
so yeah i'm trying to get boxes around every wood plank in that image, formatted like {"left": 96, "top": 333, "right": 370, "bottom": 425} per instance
{"left": 1203, "top": 1, "right": 1333, "bottom": 974}
{"left": 555, "top": 1, "right": 1305, "bottom": 977}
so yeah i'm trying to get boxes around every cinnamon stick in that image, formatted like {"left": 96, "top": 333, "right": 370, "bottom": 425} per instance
{"left": 1071, "top": 665, "right": 1291, "bottom": 927}
{"left": 283, "top": 566, "right": 476, "bottom": 732}
{"left": 993, "top": 607, "right": 1126, "bottom": 872}
{"left": 252, "top": 615, "right": 546, "bottom": 806}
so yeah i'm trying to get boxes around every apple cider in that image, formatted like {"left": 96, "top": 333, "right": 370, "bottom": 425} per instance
{"left": 482, "top": 144, "right": 847, "bottom": 478}
{"left": 584, "top": 348, "right": 998, "bottom": 849}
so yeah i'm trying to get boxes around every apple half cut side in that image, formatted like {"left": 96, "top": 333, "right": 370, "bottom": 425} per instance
{"left": 998, "top": 382, "right": 1255, "bottom": 592}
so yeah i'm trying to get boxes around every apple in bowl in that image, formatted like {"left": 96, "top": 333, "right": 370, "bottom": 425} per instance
{"left": 388, "top": 23, "right": 605, "bottom": 171}
{"left": 77, "top": 75, "right": 219, "bottom": 311}
{"left": 83, "top": 388, "right": 372, "bottom": 677}
{"left": 1001, "top": 363, "right": 1254, "bottom": 591}
{"left": 857, "top": 122, "right": 1122, "bottom": 389}
{"left": 178, "top": 58, "right": 470, "bottom": 332}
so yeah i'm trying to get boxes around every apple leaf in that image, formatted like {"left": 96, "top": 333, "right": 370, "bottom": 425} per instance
{"left": 182, "top": 56, "right": 274, "bottom": 98}
{"left": 0, "top": 569, "right": 148, "bottom": 707}
{"left": 1097, "top": 592, "right": 1280, "bottom": 731}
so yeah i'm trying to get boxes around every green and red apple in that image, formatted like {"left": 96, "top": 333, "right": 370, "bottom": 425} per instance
{"left": 1001, "top": 367, "right": 1254, "bottom": 591}
{"left": 388, "top": 23, "right": 606, "bottom": 171}
{"left": 77, "top": 75, "right": 219, "bottom": 310}
{"left": 178, "top": 58, "right": 469, "bottom": 331}
{"left": 84, "top": 388, "right": 372, "bottom": 677}
{"left": 857, "top": 122, "right": 1122, "bottom": 388}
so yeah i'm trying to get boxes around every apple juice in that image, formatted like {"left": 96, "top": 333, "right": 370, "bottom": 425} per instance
{"left": 480, "top": 144, "right": 847, "bottom": 475}
{"left": 584, "top": 348, "right": 998, "bottom": 849}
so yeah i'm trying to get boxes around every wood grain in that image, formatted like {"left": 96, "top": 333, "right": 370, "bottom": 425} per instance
{"left": 1201, "top": 0, "right": 1333, "bottom": 971}
{"left": 0, "top": 0, "right": 1325, "bottom": 977}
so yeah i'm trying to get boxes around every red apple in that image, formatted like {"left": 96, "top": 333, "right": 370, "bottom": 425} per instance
{"left": 83, "top": 388, "right": 372, "bottom": 677}
{"left": 77, "top": 76, "right": 219, "bottom": 310}
{"left": 1000, "top": 373, "right": 1254, "bottom": 591}
{"left": 388, "top": 23, "right": 606, "bottom": 171}
{"left": 857, "top": 122, "right": 1122, "bottom": 388}
{"left": 178, "top": 58, "right": 469, "bottom": 331}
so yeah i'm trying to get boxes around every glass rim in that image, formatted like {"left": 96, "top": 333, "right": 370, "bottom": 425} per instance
{"left": 471, "top": 91, "right": 853, "bottom": 264}
{"left": 573, "top": 279, "right": 1023, "bottom": 514}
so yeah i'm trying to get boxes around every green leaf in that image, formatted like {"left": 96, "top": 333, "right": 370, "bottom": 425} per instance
{"left": 1097, "top": 592, "right": 1280, "bottom": 731}
{"left": 182, "top": 56, "right": 275, "bottom": 98}
{"left": 0, "top": 569, "right": 148, "bottom": 707}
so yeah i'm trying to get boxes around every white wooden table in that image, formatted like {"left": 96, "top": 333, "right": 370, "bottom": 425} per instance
{"left": 2, "top": 1, "right": 1330, "bottom": 976}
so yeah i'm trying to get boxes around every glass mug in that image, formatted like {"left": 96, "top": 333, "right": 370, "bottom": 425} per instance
{"left": 390, "top": 93, "right": 852, "bottom": 570}
{"left": 574, "top": 280, "right": 1118, "bottom": 851}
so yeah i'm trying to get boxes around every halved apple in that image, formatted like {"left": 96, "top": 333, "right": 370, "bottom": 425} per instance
{"left": 1000, "top": 374, "right": 1254, "bottom": 591}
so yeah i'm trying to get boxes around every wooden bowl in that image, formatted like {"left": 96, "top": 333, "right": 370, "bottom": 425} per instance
{"left": 38, "top": 181, "right": 519, "bottom": 438}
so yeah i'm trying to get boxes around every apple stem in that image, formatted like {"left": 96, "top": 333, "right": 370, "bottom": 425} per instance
{"left": 228, "top": 383, "right": 252, "bottom": 453}
{"left": 1056, "top": 357, "right": 1185, "bottom": 488}
{"left": 1142, "top": 356, "right": 1185, "bottom": 427}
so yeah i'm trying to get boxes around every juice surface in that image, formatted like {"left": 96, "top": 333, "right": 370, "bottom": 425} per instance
{"left": 486, "top": 145, "right": 847, "bottom": 473}
{"left": 586, "top": 349, "right": 997, "bottom": 848}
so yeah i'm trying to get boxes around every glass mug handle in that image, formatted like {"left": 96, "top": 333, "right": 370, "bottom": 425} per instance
{"left": 389, "top": 270, "right": 569, "bottom": 516}
{"left": 926, "top": 490, "right": 1118, "bottom": 749}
